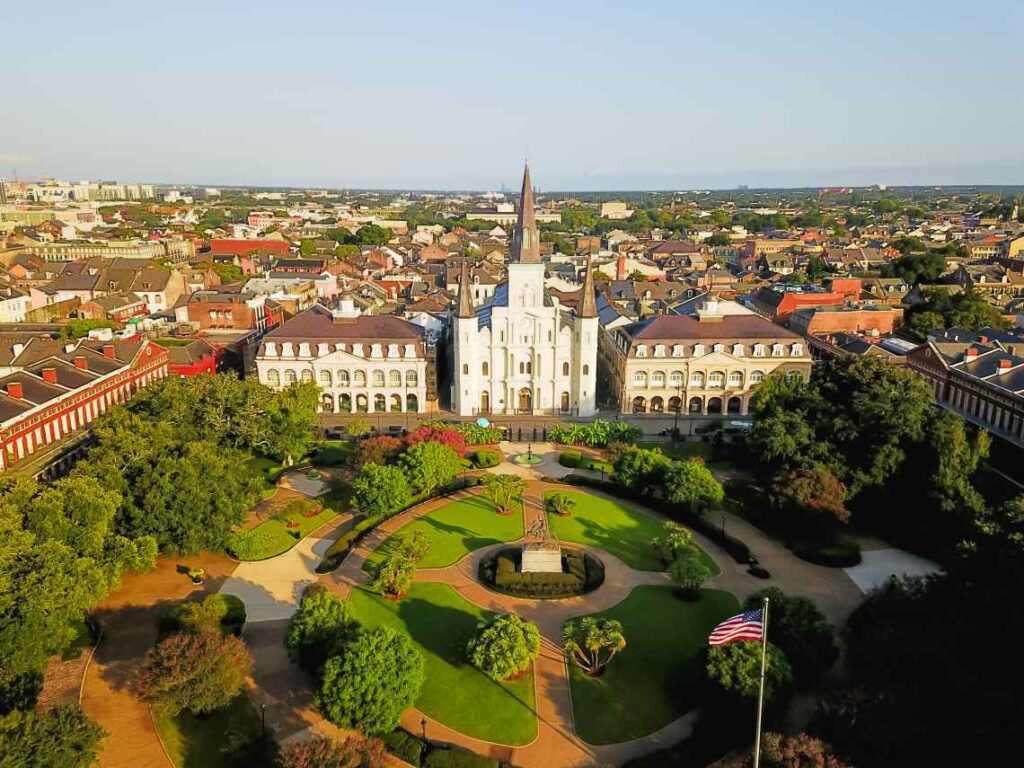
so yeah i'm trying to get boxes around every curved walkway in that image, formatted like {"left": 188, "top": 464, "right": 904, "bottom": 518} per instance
{"left": 322, "top": 476, "right": 717, "bottom": 766}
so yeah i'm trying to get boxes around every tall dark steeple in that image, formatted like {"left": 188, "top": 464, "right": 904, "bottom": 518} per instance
{"left": 579, "top": 254, "right": 598, "bottom": 318}
{"left": 457, "top": 259, "right": 475, "bottom": 318}
{"left": 510, "top": 164, "right": 541, "bottom": 264}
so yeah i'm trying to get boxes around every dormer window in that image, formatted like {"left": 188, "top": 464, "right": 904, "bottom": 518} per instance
{"left": 732, "top": 344, "right": 744, "bottom": 356}
{"left": 772, "top": 344, "right": 783, "bottom": 357}
{"left": 654, "top": 345, "right": 666, "bottom": 358}
{"left": 672, "top": 345, "right": 684, "bottom": 358}
{"left": 713, "top": 344, "right": 725, "bottom": 353}
{"left": 693, "top": 344, "right": 705, "bottom": 356}
{"left": 753, "top": 344, "right": 766, "bottom": 357}
{"left": 791, "top": 344, "right": 803, "bottom": 357}
{"left": 636, "top": 345, "right": 648, "bottom": 358}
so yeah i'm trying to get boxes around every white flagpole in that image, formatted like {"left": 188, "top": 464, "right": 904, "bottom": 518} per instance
{"left": 753, "top": 596, "right": 770, "bottom": 768}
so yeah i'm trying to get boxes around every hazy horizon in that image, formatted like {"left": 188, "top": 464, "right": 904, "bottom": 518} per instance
{"left": 5, "top": 0, "right": 1022, "bottom": 192}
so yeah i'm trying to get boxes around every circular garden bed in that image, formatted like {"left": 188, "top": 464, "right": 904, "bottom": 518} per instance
{"left": 478, "top": 546, "right": 605, "bottom": 599}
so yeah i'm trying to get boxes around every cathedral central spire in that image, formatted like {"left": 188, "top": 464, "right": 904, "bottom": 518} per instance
{"left": 510, "top": 163, "right": 541, "bottom": 264}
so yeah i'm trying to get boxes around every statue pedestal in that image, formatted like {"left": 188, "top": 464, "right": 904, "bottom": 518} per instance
{"left": 521, "top": 541, "right": 562, "bottom": 573}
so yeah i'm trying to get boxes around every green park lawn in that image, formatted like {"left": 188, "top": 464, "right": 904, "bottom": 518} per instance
{"left": 246, "top": 456, "right": 287, "bottom": 499}
{"left": 364, "top": 495, "right": 524, "bottom": 572}
{"left": 349, "top": 583, "right": 537, "bottom": 746}
{"left": 567, "top": 586, "right": 739, "bottom": 744}
{"left": 153, "top": 693, "right": 262, "bottom": 768}
{"left": 228, "top": 499, "right": 340, "bottom": 561}
{"left": 544, "top": 490, "right": 718, "bottom": 574}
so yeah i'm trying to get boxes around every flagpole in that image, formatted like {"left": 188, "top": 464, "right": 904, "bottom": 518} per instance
{"left": 753, "top": 596, "right": 770, "bottom": 768}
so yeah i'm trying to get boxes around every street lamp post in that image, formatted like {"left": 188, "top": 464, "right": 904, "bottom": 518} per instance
{"left": 722, "top": 511, "right": 727, "bottom": 536}
{"left": 421, "top": 716, "right": 428, "bottom": 741}
{"left": 673, "top": 381, "right": 683, "bottom": 436}
{"left": 260, "top": 703, "right": 267, "bottom": 740}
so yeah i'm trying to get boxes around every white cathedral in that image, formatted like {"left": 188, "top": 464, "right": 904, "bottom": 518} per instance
{"left": 452, "top": 165, "right": 599, "bottom": 417}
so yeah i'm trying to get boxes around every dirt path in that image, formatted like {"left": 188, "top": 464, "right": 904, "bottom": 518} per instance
{"left": 81, "top": 552, "right": 238, "bottom": 768}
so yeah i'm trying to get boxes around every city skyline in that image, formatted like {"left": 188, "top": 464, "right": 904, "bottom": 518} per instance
{"left": 5, "top": 0, "right": 1023, "bottom": 190}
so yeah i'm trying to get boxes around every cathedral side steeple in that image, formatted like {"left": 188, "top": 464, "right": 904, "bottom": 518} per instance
{"left": 579, "top": 254, "right": 598, "bottom": 319}
{"left": 457, "top": 260, "right": 475, "bottom": 318}
{"left": 510, "top": 163, "right": 541, "bottom": 264}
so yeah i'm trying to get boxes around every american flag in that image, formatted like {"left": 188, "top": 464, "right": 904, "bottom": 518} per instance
{"left": 708, "top": 608, "right": 764, "bottom": 646}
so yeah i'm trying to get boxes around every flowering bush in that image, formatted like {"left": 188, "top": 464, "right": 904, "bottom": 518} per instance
{"left": 405, "top": 425, "right": 467, "bottom": 457}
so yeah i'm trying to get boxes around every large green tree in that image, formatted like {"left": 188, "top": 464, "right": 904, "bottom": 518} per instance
{"left": 317, "top": 628, "right": 424, "bottom": 735}
{"left": 743, "top": 589, "right": 837, "bottom": 685}
{"left": 140, "top": 631, "right": 252, "bottom": 715}
{"left": 661, "top": 459, "right": 724, "bottom": 513}
{"left": 351, "top": 463, "right": 411, "bottom": 517}
{"left": 398, "top": 441, "right": 461, "bottom": 495}
{"left": 0, "top": 706, "right": 105, "bottom": 768}
{"left": 706, "top": 641, "right": 791, "bottom": 701}
{"left": 286, "top": 585, "right": 359, "bottom": 674}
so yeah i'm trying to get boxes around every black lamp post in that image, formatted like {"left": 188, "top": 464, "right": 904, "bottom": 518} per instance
{"left": 673, "top": 380, "right": 683, "bottom": 435}
{"left": 721, "top": 511, "right": 727, "bottom": 536}
{"left": 421, "top": 716, "right": 428, "bottom": 741}
{"left": 260, "top": 703, "right": 267, "bottom": 740}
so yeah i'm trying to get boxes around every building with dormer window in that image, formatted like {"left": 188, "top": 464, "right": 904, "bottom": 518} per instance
{"left": 598, "top": 298, "right": 811, "bottom": 416}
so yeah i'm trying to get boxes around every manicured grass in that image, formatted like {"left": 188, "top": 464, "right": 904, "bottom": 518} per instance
{"left": 364, "top": 495, "right": 524, "bottom": 571}
{"left": 247, "top": 456, "right": 287, "bottom": 499}
{"left": 637, "top": 441, "right": 714, "bottom": 462}
{"left": 228, "top": 499, "right": 339, "bottom": 561}
{"left": 544, "top": 490, "right": 717, "bottom": 574}
{"left": 567, "top": 586, "right": 739, "bottom": 744}
{"left": 153, "top": 693, "right": 261, "bottom": 768}
{"left": 349, "top": 583, "right": 537, "bottom": 746}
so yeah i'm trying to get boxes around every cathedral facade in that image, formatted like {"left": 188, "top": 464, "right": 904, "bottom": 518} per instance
{"left": 452, "top": 165, "right": 599, "bottom": 417}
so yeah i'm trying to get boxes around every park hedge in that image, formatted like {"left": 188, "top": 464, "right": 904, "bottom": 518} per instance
{"left": 793, "top": 538, "right": 862, "bottom": 568}
{"left": 558, "top": 450, "right": 582, "bottom": 468}
{"left": 469, "top": 448, "right": 502, "bottom": 469}
{"left": 479, "top": 547, "right": 604, "bottom": 598}
{"left": 382, "top": 728, "right": 510, "bottom": 768}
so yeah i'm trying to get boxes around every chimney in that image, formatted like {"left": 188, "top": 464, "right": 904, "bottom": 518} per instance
{"left": 42, "top": 368, "right": 57, "bottom": 384}
{"left": 6, "top": 382, "right": 23, "bottom": 399}
{"left": 616, "top": 254, "right": 626, "bottom": 281}
{"left": 999, "top": 359, "right": 1013, "bottom": 370}
{"left": 103, "top": 344, "right": 116, "bottom": 358}
{"left": 74, "top": 356, "right": 88, "bottom": 370}
{"left": 965, "top": 348, "right": 978, "bottom": 359}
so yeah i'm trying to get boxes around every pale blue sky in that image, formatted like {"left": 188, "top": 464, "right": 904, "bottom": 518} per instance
{"left": 3, "top": 1, "right": 1022, "bottom": 190}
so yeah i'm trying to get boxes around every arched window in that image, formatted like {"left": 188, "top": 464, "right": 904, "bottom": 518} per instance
{"left": 651, "top": 371, "right": 666, "bottom": 388}
{"left": 560, "top": 391, "right": 570, "bottom": 412}
{"left": 482, "top": 361, "right": 489, "bottom": 376}
{"left": 355, "top": 393, "right": 368, "bottom": 412}
{"left": 690, "top": 371, "right": 705, "bottom": 387}
{"left": 728, "top": 371, "right": 743, "bottom": 387}
{"left": 372, "top": 370, "right": 385, "bottom": 387}
{"left": 389, "top": 370, "right": 401, "bottom": 386}
{"left": 750, "top": 370, "right": 765, "bottom": 384}
{"left": 407, "top": 393, "right": 418, "bottom": 411}
{"left": 406, "top": 370, "right": 418, "bottom": 386}
{"left": 634, "top": 371, "right": 648, "bottom": 387}
{"left": 266, "top": 369, "right": 280, "bottom": 386}
{"left": 338, "top": 369, "right": 350, "bottom": 386}
{"left": 708, "top": 371, "right": 725, "bottom": 388}
{"left": 562, "top": 362, "right": 570, "bottom": 376}
{"left": 300, "top": 369, "right": 313, "bottom": 383}
{"left": 582, "top": 364, "right": 589, "bottom": 375}
{"left": 390, "top": 394, "right": 402, "bottom": 412}
{"left": 340, "top": 393, "right": 352, "bottom": 412}
{"left": 374, "top": 394, "right": 386, "bottom": 412}
{"left": 462, "top": 364, "right": 469, "bottom": 375}
{"left": 354, "top": 370, "right": 366, "bottom": 386}
{"left": 669, "top": 371, "right": 683, "bottom": 387}
{"left": 284, "top": 369, "right": 297, "bottom": 384}
{"left": 319, "top": 369, "right": 332, "bottom": 385}
{"left": 787, "top": 371, "right": 803, "bottom": 383}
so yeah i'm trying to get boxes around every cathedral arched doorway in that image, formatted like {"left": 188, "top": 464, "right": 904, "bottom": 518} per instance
{"left": 560, "top": 391, "right": 570, "bottom": 413}
{"left": 518, "top": 388, "right": 532, "bottom": 413}
{"left": 480, "top": 391, "right": 490, "bottom": 413}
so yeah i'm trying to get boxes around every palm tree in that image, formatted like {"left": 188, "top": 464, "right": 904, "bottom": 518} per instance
{"left": 562, "top": 617, "right": 626, "bottom": 676}
{"left": 482, "top": 474, "right": 527, "bottom": 515}
{"left": 546, "top": 492, "right": 576, "bottom": 517}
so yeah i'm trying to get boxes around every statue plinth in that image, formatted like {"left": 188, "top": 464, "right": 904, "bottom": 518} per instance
{"left": 521, "top": 540, "right": 562, "bottom": 573}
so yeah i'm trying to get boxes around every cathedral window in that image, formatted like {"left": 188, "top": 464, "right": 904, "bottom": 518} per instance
{"left": 462, "top": 364, "right": 469, "bottom": 375}
{"left": 562, "top": 362, "right": 570, "bottom": 376}
{"left": 482, "top": 361, "right": 489, "bottom": 375}
{"left": 583, "top": 365, "right": 589, "bottom": 375}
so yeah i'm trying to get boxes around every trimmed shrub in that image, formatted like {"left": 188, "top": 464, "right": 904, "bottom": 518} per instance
{"left": 793, "top": 538, "right": 862, "bottom": 568}
{"left": 470, "top": 448, "right": 501, "bottom": 469}
{"left": 479, "top": 548, "right": 604, "bottom": 598}
{"left": 382, "top": 729, "right": 424, "bottom": 767}
{"left": 423, "top": 748, "right": 499, "bottom": 768}
{"left": 161, "top": 594, "right": 246, "bottom": 636}
{"left": 558, "top": 450, "right": 582, "bottom": 468}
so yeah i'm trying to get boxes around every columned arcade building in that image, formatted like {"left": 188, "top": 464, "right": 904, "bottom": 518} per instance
{"left": 255, "top": 300, "right": 433, "bottom": 414}
{"left": 598, "top": 298, "right": 812, "bottom": 416}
